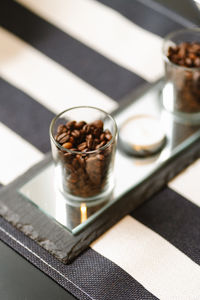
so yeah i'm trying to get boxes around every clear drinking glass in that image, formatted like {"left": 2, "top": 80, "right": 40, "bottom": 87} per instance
{"left": 50, "top": 106, "right": 117, "bottom": 202}
{"left": 162, "top": 28, "right": 200, "bottom": 122}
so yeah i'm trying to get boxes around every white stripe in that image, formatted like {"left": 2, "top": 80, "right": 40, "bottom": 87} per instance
{"left": 0, "top": 28, "right": 117, "bottom": 114}
{"left": 91, "top": 215, "right": 200, "bottom": 299}
{"left": 169, "top": 159, "right": 200, "bottom": 208}
{"left": 0, "top": 123, "right": 43, "bottom": 184}
{"left": 16, "top": 0, "right": 164, "bottom": 82}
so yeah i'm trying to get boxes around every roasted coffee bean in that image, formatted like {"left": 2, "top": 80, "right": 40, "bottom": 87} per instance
{"left": 194, "top": 57, "right": 200, "bottom": 67}
{"left": 70, "top": 148, "right": 78, "bottom": 152}
{"left": 57, "top": 132, "right": 68, "bottom": 143}
{"left": 69, "top": 136, "right": 75, "bottom": 144}
{"left": 57, "top": 124, "right": 67, "bottom": 134}
{"left": 92, "top": 120, "right": 103, "bottom": 129}
{"left": 72, "top": 158, "right": 79, "bottom": 169}
{"left": 54, "top": 134, "right": 59, "bottom": 141}
{"left": 83, "top": 124, "right": 90, "bottom": 134}
{"left": 86, "top": 157, "right": 102, "bottom": 185}
{"left": 77, "top": 142, "right": 87, "bottom": 151}
{"left": 93, "top": 128, "right": 101, "bottom": 138}
{"left": 85, "top": 134, "right": 93, "bottom": 149}
{"left": 62, "top": 142, "right": 73, "bottom": 149}
{"left": 96, "top": 140, "right": 106, "bottom": 149}
{"left": 66, "top": 120, "right": 76, "bottom": 129}
{"left": 105, "top": 131, "right": 112, "bottom": 141}
{"left": 97, "top": 154, "right": 104, "bottom": 161}
{"left": 76, "top": 154, "right": 85, "bottom": 168}
{"left": 185, "top": 57, "right": 192, "bottom": 67}
{"left": 63, "top": 152, "right": 73, "bottom": 160}
{"left": 80, "top": 128, "right": 86, "bottom": 136}
{"left": 69, "top": 174, "right": 78, "bottom": 183}
{"left": 100, "top": 133, "right": 105, "bottom": 141}
{"left": 71, "top": 130, "right": 80, "bottom": 139}
{"left": 189, "top": 53, "right": 196, "bottom": 60}
{"left": 93, "top": 138, "right": 99, "bottom": 147}
{"left": 82, "top": 148, "right": 89, "bottom": 153}
{"left": 75, "top": 121, "right": 86, "bottom": 129}
{"left": 86, "top": 140, "right": 93, "bottom": 149}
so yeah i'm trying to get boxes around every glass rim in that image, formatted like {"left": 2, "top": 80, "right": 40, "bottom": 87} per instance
{"left": 162, "top": 27, "right": 200, "bottom": 71}
{"left": 49, "top": 106, "right": 118, "bottom": 154}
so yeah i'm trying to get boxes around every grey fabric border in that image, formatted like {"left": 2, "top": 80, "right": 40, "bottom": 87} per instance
{"left": 0, "top": 217, "right": 158, "bottom": 300}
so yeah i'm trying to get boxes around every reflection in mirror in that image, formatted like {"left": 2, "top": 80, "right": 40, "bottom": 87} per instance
{"left": 19, "top": 164, "right": 111, "bottom": 234}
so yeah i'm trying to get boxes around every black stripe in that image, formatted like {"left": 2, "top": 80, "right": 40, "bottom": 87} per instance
{"left": 0, "top": 0, "right": 145, "bottom": 101}
{"left": 0, "top": 78, "right": 54, "bottom": 153}
{"left": 139, "top": 0, "right": 200, "bottom": 27}
{"left": 97, "top": 0, "right": 184, "bottom": 37}
{"left": 0, "top": 217, "right": 157, "bottom": 300}
{"left": 132, "top": 187, "right": 200, "bottom": 266}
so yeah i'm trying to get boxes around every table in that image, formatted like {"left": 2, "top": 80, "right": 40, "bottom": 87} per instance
{"left": 0, "top": 0, "right": 200, "bottom": 299}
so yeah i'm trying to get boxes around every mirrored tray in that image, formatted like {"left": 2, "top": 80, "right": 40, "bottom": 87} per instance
{"left": 1, "top": 79, "right": 200, "bottom": 263}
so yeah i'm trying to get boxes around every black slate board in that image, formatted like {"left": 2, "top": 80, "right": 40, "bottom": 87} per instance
{"left": 1, "top": 81, "right": 200, "bottom": 264}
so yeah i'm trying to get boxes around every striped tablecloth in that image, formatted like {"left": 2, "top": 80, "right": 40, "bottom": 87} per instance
{"left": 1, "top": 1, "right": 200, "bottom": 299}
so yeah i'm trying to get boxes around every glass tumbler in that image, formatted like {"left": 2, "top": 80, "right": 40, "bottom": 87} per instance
{"left": 162, "top": 28, "right": 200, "bottom": 121}
{"left": 50, "top": 106, "right": 117, "bottom": 202}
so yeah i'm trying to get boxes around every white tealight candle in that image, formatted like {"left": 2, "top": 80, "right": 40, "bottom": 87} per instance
{"left": 119, "top": 115, "right": 166, "bottom": 156}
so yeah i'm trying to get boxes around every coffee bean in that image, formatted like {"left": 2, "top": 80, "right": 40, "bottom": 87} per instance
{"left": 92, "top": 120, "right": 103, "bottom": 129}
{"left": 77, "top": 142, "right": 87, "bottom": 151}
{"left": 57, "top": 124, "right": 67, "bottom": 134}
{"left": 185, "top": 57, "right": 192, "bottom": 67}
{"left": 62, "top": 142, "right": 73, "bottom": 149}
{"left": 83, "top": 124, "right": 90, "bottom": 134}
{"left": 69, "top": 174, "right": 78, "bottom": 183}
{"left": 57, "top": 132, "right": 68, "bottom": 143}
{"left": 178, "top": 45, "right": 186, "bottom": 58}
{"left": 76, "top": 155, "right": 85, "bottom": 167}
{"left": 93, "top": 128, "right": 101, "bottom": 138}
{"left": 70, "top": 148, "right": 78, "bottom": 152}
{"left": 99, "top": 133, "right": 105, "bottom": 141}
{"left": 96, "top": 140, "right": 106, "bottom": 149}
{"left": 69, "top": 136, "right": 75, "bottom": 144}
{"left": 105, "top": 130, "right": 112, "bottom": 141}
{"left": 75, "top": 121, "right": 86, "bottom": 129}
{"left": 189, "top": 53, "right": 196, "bottom": 60}
{"left": 66, "top": 120, "right": 76, "bottom": 129}
{"left": 63, "top": 152, "right": 72, "bottom": 159}
{"left": 97, "top": 154, "right": 104, "bottom": 161}
{"left": 194, "top": 57, "right": 200, "bottom": 67}
{"left": 82, "top": 148, "right": 89, "bottom": 153}
{"left": 71, "top": 130, "right": 80, "bottom": 138}
{"left": 93, "top": 138, "right": 99, "bottom": 147}
{"left": 85, "top": 134, "right": 93, "bottom": 149}
{"left": 72, "top": 158, "right": 79, "bottom": 169}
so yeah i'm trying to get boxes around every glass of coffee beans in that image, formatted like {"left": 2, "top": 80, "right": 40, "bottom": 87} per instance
{"left": 50, "top": 106, "right": 117, "bottom": 202}
{"left": 162, "top": 28, "right": 200, "bottom": 122}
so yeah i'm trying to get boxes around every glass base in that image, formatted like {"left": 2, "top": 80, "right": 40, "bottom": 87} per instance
{"left": 162, "top": 83, "right": 200, "bottom": 125}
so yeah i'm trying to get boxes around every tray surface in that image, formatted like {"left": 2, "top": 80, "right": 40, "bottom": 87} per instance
{"left": 1, "top": 80, "right": 200, "bottom": 263}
